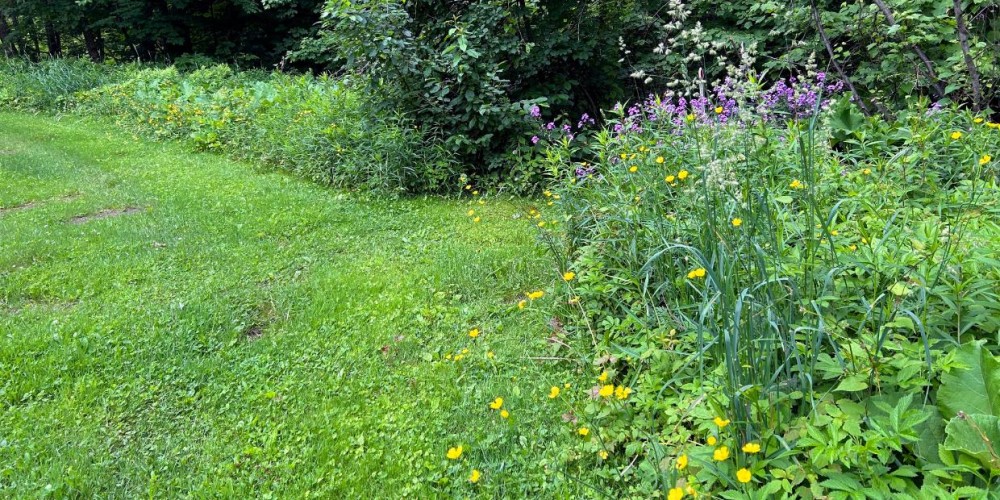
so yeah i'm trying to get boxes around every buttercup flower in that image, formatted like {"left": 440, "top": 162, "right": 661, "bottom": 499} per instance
{"left": 468, "top": 328, "right": 480, "bottom": 338}
{"left": 578, "top": 427, "right": 590, "bottom": 436}
{"left": 447, "top": 445, "right": 464, "bottom": 460}
{"left": 731, "top": 218, "right": 742, "bottom": 227}
{"left": 742, "top": 442, "right": 761, "bottom": 453}
{"left": 615, "top": 386, "right": 632, "bottom": 400}
{"left": 713, "top": 446, "right": 730, "bottom": 461}
{"left": 563, "top": 271, "right": 576, "bottom": 281}
{"left": 736, "top": 468, "right": 752, "bottom": 483}
{"left": 518, "top": 300, "right": 527, "bottom": 309}
{"left": 599, "top": 385, "right": 614, "bottom": 397}
{"left": 980, "top": 154, "right": 992, "bottom": 165}
{"left": 469, "top": 469, "right": 481, "bottom": 483}
{"left": 489, "top": 397, "right": 504, "bottom": 410}
{"left": 676, "top": 454, "right": 688, "bottom": 470}
{"left": 677, "top": 170, "right": 689, "bottom": 180}
{"left": 597, "top": 371, "right": 608, "bottom": 383}
{"left": 707, "top": 436, "right": 717, "bottom": 446}
{"left": 656, "top": 156, "right": 665, "bottom": 164}
{"left": 549, "top": 386, "right": 561, "bottom": 398}
{"left": 598, "top": 450, "right": 609, "bottom": 460}
{"left": 665, "top": 175, "right": 676, "bottom": 183}
{"left": 790, "top": 179, "right": 804, "bottom": 189}
{"left": 951, "top": 131, "right": 963, "bottom": 140}
{"left": 715, "top": 106, "right": 724, "bottom": 114}
{"left": 500, "top": 409, "right": 510, "bottom": 419}
{"left": 527, "top": 291, "right": 544, "bottom": 300}
{"left": 668, "top": 488, "right": 683, "bottom": 500}
{"left": 686, "top": 268, "right": 707, "bottom": 279}
{"left": 714, "top": 417, "right": 730, "bottom": 428}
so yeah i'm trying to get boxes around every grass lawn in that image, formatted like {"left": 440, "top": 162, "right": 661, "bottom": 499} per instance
{"left": 0, "top": 113, "right": 579, "bottom": 497}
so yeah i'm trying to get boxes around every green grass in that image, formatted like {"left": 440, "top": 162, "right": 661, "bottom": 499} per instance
{"left": 0, "top": 113, "right": 578, "bottom": 497}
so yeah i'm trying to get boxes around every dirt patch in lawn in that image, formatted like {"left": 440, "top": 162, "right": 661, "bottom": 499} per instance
{"left": 70, "top": 206, "right": 142, "bottom": 224}
{"left": 0, "top": 201, "right": 36, "bottom": 216}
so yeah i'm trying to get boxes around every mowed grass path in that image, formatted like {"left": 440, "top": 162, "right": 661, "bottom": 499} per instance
{"left": 0, "top": 113, "right": 574, "bottom": 497}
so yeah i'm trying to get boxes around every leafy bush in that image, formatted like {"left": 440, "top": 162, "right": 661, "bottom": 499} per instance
{"left": 0, "top": 59, "right": 454, "bottom": 192}
{"left": 531, "top": 77, "right": 1000, "bottom": 495}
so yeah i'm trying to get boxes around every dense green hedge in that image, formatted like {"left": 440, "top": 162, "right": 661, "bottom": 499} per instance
{"left": 0, "top": 60, "right": 453, "bottom": 192}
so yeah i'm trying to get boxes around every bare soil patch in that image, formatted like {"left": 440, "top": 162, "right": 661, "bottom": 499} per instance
{"left": 70, "top": 206, "right": 142, "bottom": 224}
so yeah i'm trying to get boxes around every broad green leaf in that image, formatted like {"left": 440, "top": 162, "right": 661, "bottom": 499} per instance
{"left": 834, "top": 373, "right": 868, "bottom": 392}
{"left": 938, "top": 341, "right": 1000, "bottom": 419}
{"left": 942, "top": 413, "right": 1000, "bottom": 472}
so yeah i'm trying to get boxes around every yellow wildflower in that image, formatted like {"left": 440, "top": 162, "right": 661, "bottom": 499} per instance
{"left": 951, "top": 131, "right": 963, "bottom": 140}
{"left": 469, "top": 469, "right": 481, "bottom": 483}
{"left": 974, "top": 117, "right": 984, "bottom": 124}
{"left": 598, "top": 450, "right": 609, "bottom": 460}
{"left": 678, "top": 170, "right": 689, "bottom": 180}
{"left": 676, "top": 454, "right": 688, "bottom": 470}
{"left": 447, "top": 445, "right": 464, "bottom": 460}
{"left": 715, "top": 106, "right": 724, "bottom": 114}
{"left": 629, "top": 166, "right": 638, "bottom": 173}
{"left": 563, "top": 271, "right": 576, "bottom": 281}
{"left": 736, "top": 468, "right": 752, "bottom": 483}
{"left": 467, "top": 209, "right": 475, "bottom": 216}
{"left": 686, "top": 114, "right": 695, "bottom": 122}
{"left": 707, "top": 436, "right": 717, "bottom": 446}
{"left": 599, "top": 385, "right": 614, "bottom": 398}
{"left": 487, "top": 351, "right": 495, "bottom": 359}
{"left": 714, "top": 417, "right": 730, "bottom": 428}
{"left": 980, "top": 154, "right": 992, "bottom": 165}
{"left": 500, "top": 409, "right": 510, "bottom": 419}
{"left": 578, "top": 427, "right": 589, "bottom": 436}
{"left": 537, "top": 221, "right": 546, "bottom": 228}
{"left": 473, "top": 217, "right": 481, "bottom": 223}
{"left": 614, "top": 386, "right": 632, "bottom": 400}
{"left": 489, "top": 397, "right": 504, "bottom": 410}
{"left": 527, "top": 290, "right": 544, "bottom": 300}
{"left": 790, "top": 179, "right": 804, "bottom": 189}
{"left": 597, "top": 371, "right": 608, "bottom": 383}
{"left": 656, "top": 156, "right": 665, "bottom": 164}
{"left": 862, "top": 168, "right": 871, "bottom": 175}
{"left": 518, "top": 300, "right": 527, "bottom": 309}
{"left": 665, "top": 175, "right": 676, "bottom": 183}
{"left": 713, "top": 446, "right": 730, "bottom": 461}
{"left": 544, "top": 190, "right": 552, "bottom": 197}
{"left": 742, "top": 442, "right": 761, "bottom": 454}
{"left": 549, "top": 386, "right": 561, "bottom": 399}
{"left": 620, "top": 153, "right": 628, "bottom": 160}
{"left": 469, "top": 328, "right": 480, "bottom": 339}
{"left": 731, "top": 218, "right": 742, "bottom": 227}
{"left": 668, "top": 488, "right": 684, "bottom": 500}
{"left": 472, "top": 190, "right": 479, "bottom": 196}
{"left": 686, "top": 268, "right": 707, "bottom": 279}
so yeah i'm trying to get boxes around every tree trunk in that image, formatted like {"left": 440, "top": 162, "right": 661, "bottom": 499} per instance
{"left": 809, "top": 0, "right": 872, "bottom": 115}
{"left": 953, "top": 0, "right": 983, "bottom": 111}
{"left": 44, "top": 21, "right": 61, "bottom": 57}
{"left": 0, "top": 13, "right": 14, "bottom": 57}
{"left": 83, "top": 29, "right": 104, "bottom": 62}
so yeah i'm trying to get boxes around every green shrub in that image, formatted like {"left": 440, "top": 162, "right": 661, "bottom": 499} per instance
{"left": 0, "top": 59, "right": 454, "bottom": 192}
{"left": 532, "top": 78, "right": 1000, "bottom": 495}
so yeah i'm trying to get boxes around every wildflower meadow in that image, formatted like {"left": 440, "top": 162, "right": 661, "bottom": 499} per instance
{"left": 2, "top": 0, "right": 1000, "bottom": 497}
